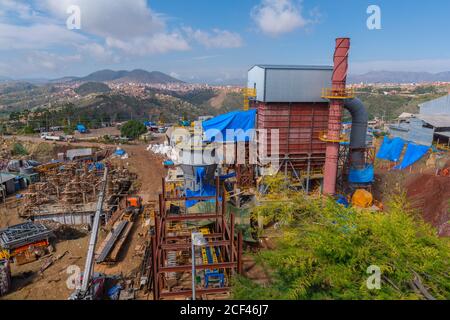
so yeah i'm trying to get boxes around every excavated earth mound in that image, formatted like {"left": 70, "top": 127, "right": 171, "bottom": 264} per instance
{"left": 406, "top": 173, "right": 450, "bottom": 237}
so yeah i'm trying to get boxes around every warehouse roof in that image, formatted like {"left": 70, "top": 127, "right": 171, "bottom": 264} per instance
{"left": 435, "top": 131, "right": 450, "bottom": 138}
{"left": 416, "top": 114, "right": 450, "bottom": 128}
{"left": 419, "top": 94, "right": 450, "bottom": 115}
{"left": 250, "top": 65, "right": 333, "bottom": 71}
{"left": 66, "top": 148, "right": 93, "bottom": 160}
{"left": 0, "top": 172, "right": 17, "bottom": 183}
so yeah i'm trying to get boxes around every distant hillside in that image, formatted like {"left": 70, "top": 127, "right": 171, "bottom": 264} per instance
{"left": 349, "top": 71, "right": 450, "bottom": 84}
{"left": 50, "top": 76, "right": 78, "bottom": 83}
{"left": 0, "top": 76, "right": 12, "bottom": 82}
{"left": 75, "top": 69, "right": 184, "bottom": 84}
{"left": 0, "top": 82, "right": 37, "bottom": 94}
{"left": 75, "top": 82, "right": 111, "bottom": 96}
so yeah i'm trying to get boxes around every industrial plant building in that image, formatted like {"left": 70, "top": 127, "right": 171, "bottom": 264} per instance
{"left": 390, "top": 94, "right": 450, "bottom": 146}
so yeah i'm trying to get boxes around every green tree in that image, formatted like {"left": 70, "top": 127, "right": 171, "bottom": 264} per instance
{"left": 11, "top": 143, "right": 28, "bottom": 156}
{"left": 233, "top": 189, "right": 450, "bottom": 300}
{"left": 120, "top": 120, "right": 147, "bottom": 140}
{"left": 22, "top": 125, "right": 35, "bottom": 135}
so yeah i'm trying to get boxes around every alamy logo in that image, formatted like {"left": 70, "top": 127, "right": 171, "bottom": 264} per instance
{"left": 66, "top": 265, "right": 82, "bottom": 290}
{"left": 367, "top": 5, "right": 382, "bottom": 30}
{"left": 66, "top": 5, "right": 81, "bottom": 30}
{"left": 366, "top": 265, "right": 381, "bottom": 290}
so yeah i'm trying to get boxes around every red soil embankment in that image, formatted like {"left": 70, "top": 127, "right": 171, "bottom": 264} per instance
{"left": 405, "top": 173, "right": 450, "bottom": 237}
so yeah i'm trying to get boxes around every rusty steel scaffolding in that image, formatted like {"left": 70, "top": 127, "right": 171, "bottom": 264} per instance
{"left": 151, "top": 177, "right": 243, "bottom": 300}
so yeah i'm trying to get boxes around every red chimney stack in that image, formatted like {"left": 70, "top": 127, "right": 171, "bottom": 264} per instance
{"left": 323, "top": 38, "right": 350, "bottom": 195}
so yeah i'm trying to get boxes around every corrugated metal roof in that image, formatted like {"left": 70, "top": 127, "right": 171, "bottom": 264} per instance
{"left": 416, "top": 114, "right": 450, "bottom": 128}
{"left": 0, "top": 173, "right": 16, "bottom": 183}
{"left": 435, "top": 131, "right": 450, "bottom": 138}
{"left": 398, "top": 112, "right": 414, "bottom": 119}
{"left": 419, "top": 94, "right": 450, "bottom": 115}
{"left": 250, "top": 65, "right": 333, "bottom": 71}
{"left": 66, "top": 148, "right": 93, "bottom": 160}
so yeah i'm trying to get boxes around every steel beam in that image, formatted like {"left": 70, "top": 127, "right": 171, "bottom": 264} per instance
{"left": 159, "top": 262, "right": 236, "bottom": 273}
{"left": 159, "top": 287, "right": 231, "bottom": 299}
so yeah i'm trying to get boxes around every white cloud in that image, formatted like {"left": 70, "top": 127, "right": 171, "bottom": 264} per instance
{"left": 41, "top": 0, "right": 164, "bottom": 40}
{"left": 0, "top": 0, "right": 243, "bottom": 77}
{"left": 40, "top": 0, "right": 189, "bottom": 56}
{"left": 251, "top": 0, "right": 310, "bottom": 36}
{"left": 0, "top": 0, "right": 34, "bottom": 20}
{"left": 105, "top": 33, "right": 189, "bottom": 55}
{"left": 0, "top": 23, "right": 87, "bottom": 50}
{"left": 0, "top": 51, "right": 81, "bottom": 77}
{"left": 77, "top": 43, "right": 119, "bottom": 63}
{"left": 184, "top": 27, "right": 243, "bottom": 48}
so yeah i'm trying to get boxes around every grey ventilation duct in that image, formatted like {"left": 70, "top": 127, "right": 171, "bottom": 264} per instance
{"left": 344, "top": 98, "right": 369, "bottom": 168}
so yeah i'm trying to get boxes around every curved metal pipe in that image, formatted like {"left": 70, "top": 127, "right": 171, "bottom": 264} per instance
{"left": 344, "top": 98, "right": 369, "bottom": 168}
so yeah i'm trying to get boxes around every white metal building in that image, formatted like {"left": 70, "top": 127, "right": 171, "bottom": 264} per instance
{"left": 247, "top": 65, "right": 333, "bottom": 103}
{"left": 390, "top": 94, "right": 450, "bottom": 145}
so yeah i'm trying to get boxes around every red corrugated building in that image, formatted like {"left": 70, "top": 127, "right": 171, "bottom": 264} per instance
{"left": 247, "top": 65, "right": 333, "bottom": 180}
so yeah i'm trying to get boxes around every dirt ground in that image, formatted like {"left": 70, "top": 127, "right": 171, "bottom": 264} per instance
{"left": 373, "top": 158, "right": 450, "bottom": 237}
{"left": 0, "top": 135, "right": 166, "bottom": 300}
{"left": 405, "top": 173, "right": 450, "bottom": 237}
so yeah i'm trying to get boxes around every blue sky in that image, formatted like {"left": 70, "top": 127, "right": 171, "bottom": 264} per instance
{"left": 0, "top": 0, "right": 449, "bottom": 81}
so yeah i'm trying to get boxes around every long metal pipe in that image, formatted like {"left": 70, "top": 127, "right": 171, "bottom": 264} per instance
{"left": 344, "top": 98, "right": 369, "bottom": 168}
{"left": 323, "top": 38, "right": 350, "bottom": 195}
{"left": 80, "top": 167, "right": 108, "bottom": 293}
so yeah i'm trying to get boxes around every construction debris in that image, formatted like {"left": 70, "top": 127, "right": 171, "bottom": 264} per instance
{"left": 19, "top": 162, "right": 136, "bottom": 226}
{"left": 0, "top": 259, "right": 11, "bottom": 296}
{"left": 39, "top": 251, "right": 69, "bottom": 275}
{"left": 0, "top": 222, "right": 54, "bottom": 263}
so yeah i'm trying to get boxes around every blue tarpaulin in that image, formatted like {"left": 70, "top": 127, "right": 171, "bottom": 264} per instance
{"left": 107, "top": 285, "right": 122, "bottom": 300}
{"left": 144, "top": 121, "right": 156, "bottom": 127}
{"left": 202, "top": 109, "right": 256, "bottom": 142}
{"left": 76, "top": 124, "right": 87, "bottom": 133}
{"left": 376, "top": 137, "right": 405, "bottom": 162}
{"left": 88, "top": 162, "right": 105, "bottom": 171}
{"left": 195, "top": 167, "right": 206, "bottom": 184}
{"left": 336, "top": 195, "right": 350, "bottom": 208}
{"left": 186, "top": 185, "right": 220, "bottom": 208}
{"left": 219, "top": 172, "right": 236, "bottom": 181}
{"left": 349, "top": 165, "right": 374, "bottom": 184}
{"left": 395, "top": 143, "right": 430, "bottom": 170}
{"left": 114, "top": 149, "right": 126, "bottom": 156}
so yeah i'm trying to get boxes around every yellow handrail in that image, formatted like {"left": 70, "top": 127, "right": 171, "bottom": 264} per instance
{"left": 243, "top": 88, "right": 257, "bottom": 111}
{"left": 318, "top": 131, "right": 349, "bottom": 143}
{"left": 321, "top": 88, "right": 355, "bottom": 100}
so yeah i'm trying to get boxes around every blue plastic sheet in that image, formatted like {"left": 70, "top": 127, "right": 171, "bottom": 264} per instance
{"left": 219, "top": 172, "right": 236, "bottom": 181}
{"left": 376, "top": 137, "right": 405, "bottom": 162}
{"left": 202, "top": 109, "right": 256, "bottom": 142}
{"left": 107, "top": 285, "right": 122, "bottom": 300}
{"left": 195, "top": 167, "right": 206, "bottom": 184}
{"left": 395, "top": 143, "right": 430, "bottom": 170}
{"left": 185, "top": 185, "right": 220, "bottom": 208}
{"left": 114, "top": 149, "right": 126, "bottom": 156}
{"left": 88, "top": 162, "right": 105, "bottom": 171}
{"left": 144, "top": 121, "right": 156, "bottom": 127}
{"left": 76, "top": 124, "right": 87, "bottom": 133}
{"left": 349, "top": 165, "right": 375, "bottom": 183}
{"left": 336, "top": 195, "right": 350, "bottom": 208}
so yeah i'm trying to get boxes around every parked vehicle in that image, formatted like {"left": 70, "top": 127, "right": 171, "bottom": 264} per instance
{"left": 40, "top": 133, "right": 64, "bottom": 141}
